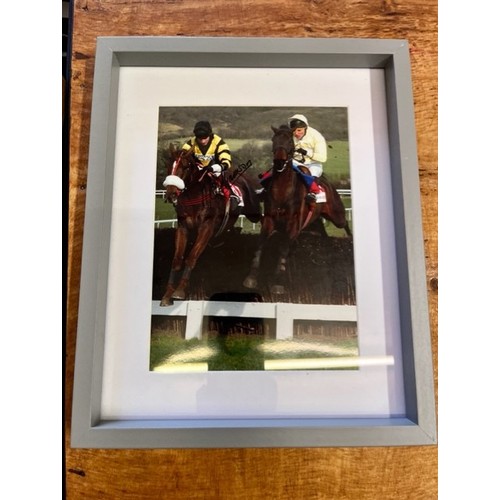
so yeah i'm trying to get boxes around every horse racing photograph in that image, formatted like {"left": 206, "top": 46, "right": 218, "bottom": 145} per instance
{"left": 150, "top": 106, "right": 358, "bottom": 372}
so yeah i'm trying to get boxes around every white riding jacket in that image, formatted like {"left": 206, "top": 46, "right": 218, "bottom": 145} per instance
{"left": 292, "top": 126, "right": 327, "bottom": 165}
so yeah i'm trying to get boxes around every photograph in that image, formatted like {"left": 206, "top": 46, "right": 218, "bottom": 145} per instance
{"left": 149, "top": 106, "right": 358, "bottom": 372}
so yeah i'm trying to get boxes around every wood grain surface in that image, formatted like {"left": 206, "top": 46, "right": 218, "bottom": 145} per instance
{"left": 65, "top": 0, "right": 438, "bottom": 498}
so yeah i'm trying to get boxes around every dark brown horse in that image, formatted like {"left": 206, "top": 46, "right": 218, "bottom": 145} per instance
{"left": 160, "top": 144, "right": 261, "bottom": 306}
{"left": 243, "top": 125, "right": 351, "bottom": 294}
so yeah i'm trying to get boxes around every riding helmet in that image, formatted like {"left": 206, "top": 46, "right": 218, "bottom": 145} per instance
{"left": 193, "top": 121, "right": 213, "bottom": 138}
{"left": 289, "top": 114, "right": 309, "bottom": 130}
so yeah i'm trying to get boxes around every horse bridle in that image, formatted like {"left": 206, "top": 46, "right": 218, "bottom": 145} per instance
{"left": 171, "top": 148, "right": 204, "bottom": 187}
{"left": 273, "top": 145, "right": 293, "bottom": 173}
{"left": 272, "top": 128, "right": 295, "bottom": 173}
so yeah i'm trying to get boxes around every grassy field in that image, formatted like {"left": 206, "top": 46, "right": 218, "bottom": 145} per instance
{"left": 150, "top": 332, "right": 359, "bottom": 372}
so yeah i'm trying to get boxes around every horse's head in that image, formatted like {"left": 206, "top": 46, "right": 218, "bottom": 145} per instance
{"left": 271, "top": 125, "right": 294, "bottom": 172}
{"left": 163, "top": 145, "right": 197, "bottom": 204}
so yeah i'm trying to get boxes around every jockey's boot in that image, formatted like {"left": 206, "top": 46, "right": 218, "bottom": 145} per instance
{"left": 220, "top": 185, "right": 238, "bottom": 211}
{"left": 305, "top": 178, "right": 321, "bottom": 203}
{"left": 229, "top": 195, "right": 239, "bottom": 212}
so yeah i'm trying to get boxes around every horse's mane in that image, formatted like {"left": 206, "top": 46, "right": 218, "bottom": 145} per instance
{"left": 168, "top": 142, "right": 193, "bottom": 159}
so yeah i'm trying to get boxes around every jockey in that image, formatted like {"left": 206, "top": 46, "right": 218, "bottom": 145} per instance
{"left": 258, "top": 114, "right": 327, "bottom": 203}
{"left": 289, "top": 114, "right": 327, "bottom": 202}
{"left": 182, "top": 121, "right": 238, "bottom": 209}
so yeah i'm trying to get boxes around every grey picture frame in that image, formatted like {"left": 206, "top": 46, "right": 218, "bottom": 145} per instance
{"left": 70, "top": 36, "right": 436, "bottom": 448}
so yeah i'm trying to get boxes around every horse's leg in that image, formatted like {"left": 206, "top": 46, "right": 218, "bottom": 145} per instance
{"left": 269, "top": 236, "right": 292, "bottom": 294}
{"left": 241, "top": 180, "right": 263, "bottom": 224}
{"left": 243, "top": 215, "right": 273, "bottom": 289}
{"left": 321, "top": 185, "right": 352, "bottom": 237}
{"left": 172, "top": 222, "right": 215, "bottom": 300}
{"left": 269, "top": 216, "right": 301, "bottom": 294}
{"left": 343, "top": 219, "right": 352, "bottom": 238}
{"left": 160, "top": 225, "right": 188, "bottom": 306}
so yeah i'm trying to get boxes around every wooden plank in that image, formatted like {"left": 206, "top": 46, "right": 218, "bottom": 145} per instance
{"left": 66, "top": 0, "right": 438, "bottom": 498}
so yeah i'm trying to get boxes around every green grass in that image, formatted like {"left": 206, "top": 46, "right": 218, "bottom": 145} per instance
{"left": 323, "top": 140, "right": 350, "bottom": 183}
{"left": 155, "top": 197, "right": 176, "bottom": 222}
{"left": 150, "top": 333, "right": 359, "bottom": 372}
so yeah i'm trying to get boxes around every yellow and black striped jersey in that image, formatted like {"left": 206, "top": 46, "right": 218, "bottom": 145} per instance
{"left": 182, "top": 134, "right": 232, "bottom": 169}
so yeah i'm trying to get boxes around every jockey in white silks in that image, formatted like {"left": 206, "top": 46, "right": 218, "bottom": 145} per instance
{"left": 288, "top": 113, "right": 328, "bottom": 203}
{"left": 258, "top": 114, "right": 328, "bottom": 203}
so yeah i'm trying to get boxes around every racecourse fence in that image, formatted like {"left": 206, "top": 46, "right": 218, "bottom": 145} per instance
{"left": 151, "top": 300, "right": 357, "bottom": 340}
{"left": 154, "top": 189, "right": 352, "bottom": 229}
{"left": 154, "top": 215, "right": 261, "bottom": 230}
{"left": 155, "top": 189, "right": 352, "bottom": 198}
{"left": 152, "top": 188, "right": 356, "bottom": 337}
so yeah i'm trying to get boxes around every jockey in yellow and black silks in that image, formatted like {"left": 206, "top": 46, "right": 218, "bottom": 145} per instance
{"left": 182, "top": 121, "right": 232, "bottom": 172}
{"left": 182, "top": 121, "right": 238, "bottom": 208}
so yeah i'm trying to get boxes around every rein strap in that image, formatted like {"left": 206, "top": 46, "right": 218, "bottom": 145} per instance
{"left": 178, "top": 192, "right": 213, "bottom": 207}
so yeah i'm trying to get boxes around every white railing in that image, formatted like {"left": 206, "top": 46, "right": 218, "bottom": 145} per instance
{"left": 151, "top": 300, "right": 357, "bottom": 340}
{"left": 155, "top": 189, "right": 352, "bottom": 231}
{"left": 155, "top": 188, "right": 352, "bottom": 228}
{"left": 154, "top": 209, "right": 351, "bottom": 229}
{"left": 156, "top": 189, "right": 352, "bottom": 198}
{"left": 155, "top": 218, "right": 178, "bottom": 229}
{"left": 336, "top": 189, "right": 351, "bottom": 196}
{"left": 154, "top": 215, "right": 263, "bottom": 230}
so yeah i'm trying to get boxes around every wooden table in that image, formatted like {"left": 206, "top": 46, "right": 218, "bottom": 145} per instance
{"left": 65, "top": 1, "right": 438, "bottom": 498}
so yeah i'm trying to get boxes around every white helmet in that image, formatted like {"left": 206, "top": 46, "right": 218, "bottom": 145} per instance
{"left": 289, "top": 114, "right": 309, "bottom": 129}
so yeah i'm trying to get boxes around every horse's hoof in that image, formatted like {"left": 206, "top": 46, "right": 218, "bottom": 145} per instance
{"left": 243, "top": 276, "right": 258, "bottom": 289}
{"left": 172, "top": 289, "right": 186, "bottom": 300}
{"left": 270, "top": 284, "right": 285, "bottom": 294}
{"left": 159, "top": 297, "right": 173, "bottom": 307}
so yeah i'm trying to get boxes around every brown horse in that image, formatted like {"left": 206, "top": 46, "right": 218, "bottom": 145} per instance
{"left": 243, "top": 125, "right": 351, "bottom": 294}
{"left": 160, "top": 144, "right": 261, "bottom": 306}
